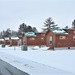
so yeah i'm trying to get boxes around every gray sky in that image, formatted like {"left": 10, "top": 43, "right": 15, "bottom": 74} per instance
{"left": 0, "top": 0, "right": 75, "bottom": 32}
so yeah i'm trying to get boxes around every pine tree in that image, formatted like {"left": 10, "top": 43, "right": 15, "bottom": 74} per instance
{"left": 26, "top": 25, "right": 33, "bottom": 32}
{"left": 32, "top": 27, "right": 38, "bottom": 33}
{"left": 65, "top": 26, "right": 68, "bottom": 29}
{"left": 18, "top": 23, "right": 38, "bottom": 34}
{"left": 72, "top": 19, "right": 75, "bottom": 30}
{"left": 42, "top": 17, "right": 57, "bottom": 31}
{"left": 19, "top": 23, "right": 27, "bottom": 32}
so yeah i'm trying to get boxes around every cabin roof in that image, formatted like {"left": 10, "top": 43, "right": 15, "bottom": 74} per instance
{"left": 50, "top": 27, "right": 68, "bottom": 34}
{"left": 11, "top": 36, "right": 19, "bottom": 40}
{"left": 0, "top": 38, "right": 4, "bottom": 41}
{"left": 4, "top": 37, "right": 9, "bottom": 40}
{"left": 24, "top": 32, "right": 36, "bottom": 37}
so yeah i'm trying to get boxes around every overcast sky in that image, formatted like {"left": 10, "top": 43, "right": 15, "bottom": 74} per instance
{"left": 0, "top": 0, "right": 75, "bottom": 32}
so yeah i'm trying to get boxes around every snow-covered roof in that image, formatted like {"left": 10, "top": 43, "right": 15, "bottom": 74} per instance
{"left": 24, "top": 32, "right": 36, "bottom": 37}
{"left": 11, "top": 36, "right": 19, "bottom": 40}
{"left": 0, "top": 39, "right": 4, "bottom": 41}
{"left": 50, "top": 28, "right": 68, "bottom": 34}
{"left": 5, "top": 37, "right": 9, "bottom": 40}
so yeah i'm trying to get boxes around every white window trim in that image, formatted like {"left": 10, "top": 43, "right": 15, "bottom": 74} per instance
{"left": 59, "top": 36, "right": 66, "bottom": 39}
{"left": 41, "top": 33, "right": 45, "bottom": 36}
{"left": 30, "top": 38, "right": 35, "bottom": 40}
{"left": 73, "top": 31, "right": 75, "bottom": 34}
{"left": 73, "top": 36, "right": 75, "bottom": 41}
{"left": 49, "top": 36, "right": 52, "bottom": 45}
{"left": 41, "top": 37, "right": 44, "bottom": 40}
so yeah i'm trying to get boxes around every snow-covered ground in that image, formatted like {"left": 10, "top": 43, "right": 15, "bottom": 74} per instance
{"left": 0, "top": 45, "right": 75, "bottom": 75}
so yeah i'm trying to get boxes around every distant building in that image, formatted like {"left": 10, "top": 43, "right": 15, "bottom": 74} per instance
{"left": 0, "top": 38, "right": 4, "bottom": 44}
{"left": 21, "top": 32, "right": 46, "bottom": 46}
{"left": 10, "top": 36, "right": 19, "bottom": 46}
{"left": 4, "top": 37, "right": 10, "bottom": 45}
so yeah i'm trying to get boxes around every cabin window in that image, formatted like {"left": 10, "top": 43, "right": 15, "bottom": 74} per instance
{"left": 41, "top": 37, "right": 44, "bottom": 40}
{"left": 59, "top": 36, "right": 66, "bottom": 39}
{"left": 30, "top": 38, "right": 35, "bottom": 40}
{"left": 49, "top": 36, "right": 52, "bottom": 45}
{"left": 73, "top": 31, "right": 75, "bottom": 34}
{"left": 73, "top": 36, "right": 75, "bottom": 41}
{"left": 41, "top": 34, "right": 45, "bottom": 36}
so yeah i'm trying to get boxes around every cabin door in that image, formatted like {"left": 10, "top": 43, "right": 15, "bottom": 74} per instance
{"left": 49, "top": 36, "right": 53, "bottom": 45}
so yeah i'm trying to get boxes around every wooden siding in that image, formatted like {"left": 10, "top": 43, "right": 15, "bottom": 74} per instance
{"left": 46, "top": 29, "right": 75, "bottom": 48}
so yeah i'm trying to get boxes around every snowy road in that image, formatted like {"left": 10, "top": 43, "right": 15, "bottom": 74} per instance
{"left": 0, "top": 59, "right": 29, "bottom": 75}
{"left": 0, "top": 50, "right": 73, "bottom": 75}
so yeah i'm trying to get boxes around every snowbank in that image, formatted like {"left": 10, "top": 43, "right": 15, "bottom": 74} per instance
{"left": 0, "top": 46, "right": 75, "bottom": 74}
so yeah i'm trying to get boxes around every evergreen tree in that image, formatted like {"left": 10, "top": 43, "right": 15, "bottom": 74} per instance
{"left": 4, "top": 28, "right": 11, "bottom": 37}
{"left": 65, "top": 26, "right": 68, "bottom": 29}
{"left": 32, "top": 27, "right": 38, "bottom": 33}
{"left": 43, "top": 17, "right": 57, "bottom": 31}
{"left": 72, "top": 19, "right": 75, "bottom": 30}
{"left": 26, "top": 25, "right": 33, "bottom": 32}
{"left": 19, "top": 23, "right": 27, "bottom": 32}
{"left": 18, "top": 23, "right": 38, "bottom": 33}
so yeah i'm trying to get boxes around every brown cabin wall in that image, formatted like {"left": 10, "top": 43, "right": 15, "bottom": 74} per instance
{"left": 55, "top": 29, "right": 75, "bottom": 47}
{"left": 45, "top": 30, "right": 56, "bottom": 47}
{"left": 0, "top": 41, "right": 4, "bottom": 44}
{"left": 46, "top": 29, "right": 75, "bottom": 48}
{"left": 19, "top": 33, "right": 46, "bottom": 46}
{"left": 9, "top": 39, "right": 18, "bottom": 46}
{"left": 55, "top": 34, "right": 69, "bottom": 47}
{"left": 27, "top": 33, "right": 46, "bottom": 46}
{"left": 5, "top": 40, "right": 10, "bottom": 45}
{"left": 66, "top": 29, "right": 75, "bottom": 47}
